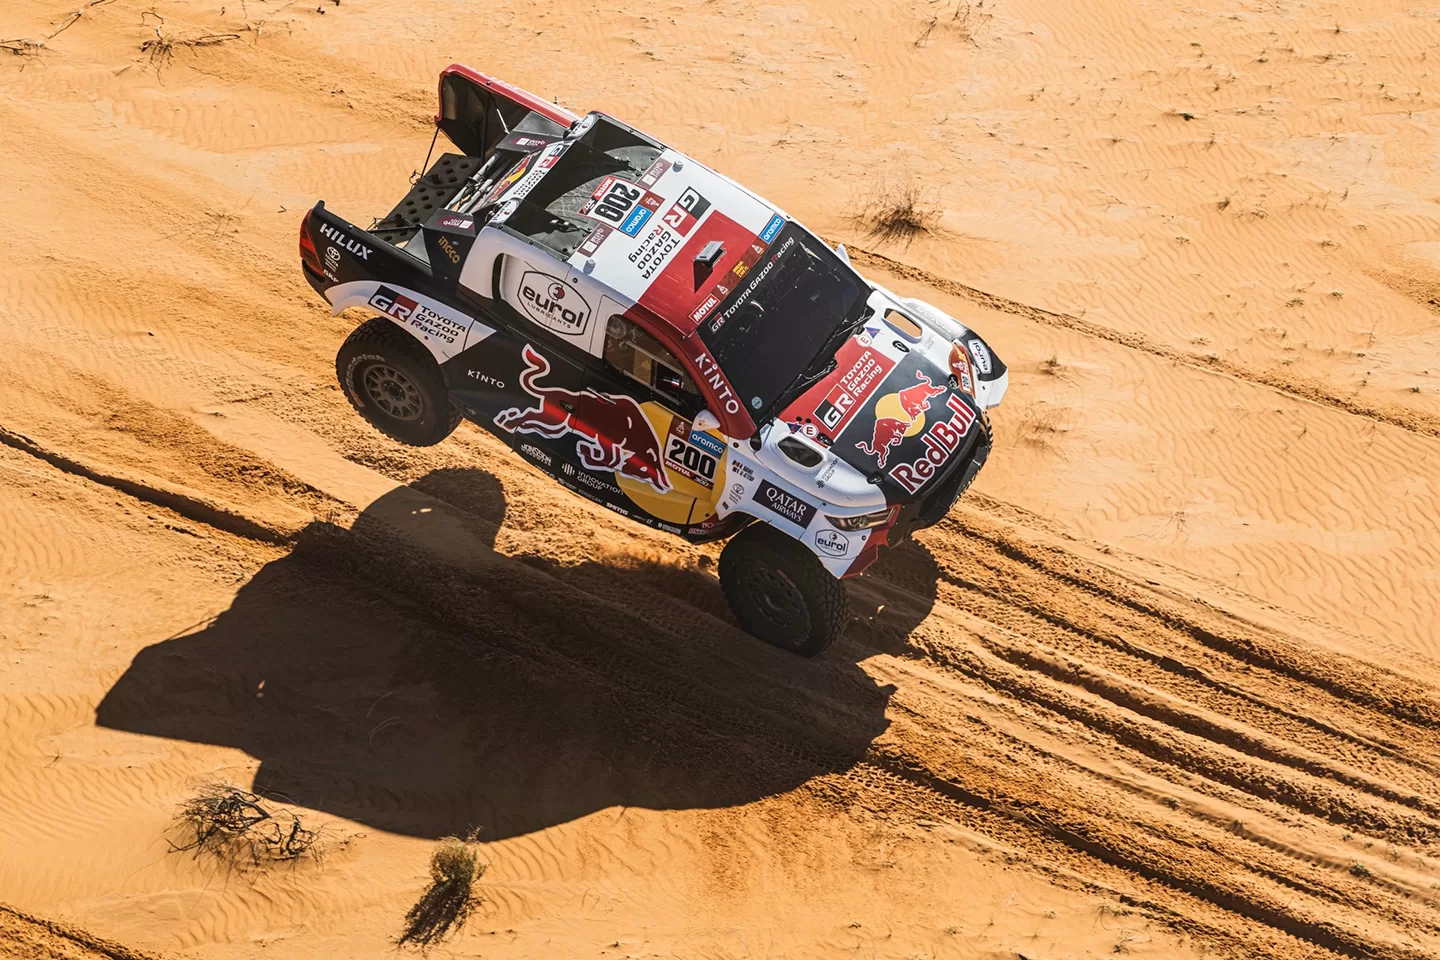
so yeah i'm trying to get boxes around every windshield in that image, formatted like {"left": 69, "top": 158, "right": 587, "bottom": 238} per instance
{"left": 696, "top": 223, "right": 868, "bottom": 418}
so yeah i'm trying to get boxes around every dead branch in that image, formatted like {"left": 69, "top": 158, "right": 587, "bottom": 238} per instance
{"left": 1, "top": 0, "right": 117, "bottom": 57}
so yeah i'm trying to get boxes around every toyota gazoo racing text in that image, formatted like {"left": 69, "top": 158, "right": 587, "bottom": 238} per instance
{"left": 299, "top": 66, "right": 1008, "bottom": 655}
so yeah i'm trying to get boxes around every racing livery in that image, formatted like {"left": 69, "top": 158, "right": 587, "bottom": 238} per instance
{"left": 300, "top": 66, "right": 1008, "bottom": 655}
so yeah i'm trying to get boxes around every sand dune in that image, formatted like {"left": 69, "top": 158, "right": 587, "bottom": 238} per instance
{"left": 3, "top": 0, "right": 1440, "bottom": 956}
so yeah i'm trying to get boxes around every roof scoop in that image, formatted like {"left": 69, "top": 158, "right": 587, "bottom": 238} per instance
{"left": 695, "top": 240, "right": 725, "bottom": 267}
{"left": 693, "top": 240, "right": 725, "bottom": 287}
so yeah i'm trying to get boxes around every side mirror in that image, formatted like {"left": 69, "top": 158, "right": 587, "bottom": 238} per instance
{"left": 691, "top": 409, "right": 721, "bottom": 432}
{"left": 834, "top": 243, "right": 851, "bottom": 264}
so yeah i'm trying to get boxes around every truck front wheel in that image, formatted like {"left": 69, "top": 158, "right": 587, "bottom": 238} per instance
{"left": 718, "top": 524, "right": 849, "bottom": 657}
{"left": 336, "top": 318, "right": 461, "bottom": 447}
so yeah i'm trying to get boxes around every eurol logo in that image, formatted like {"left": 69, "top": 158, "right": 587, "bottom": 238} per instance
{"left": 518, "top": 271, "right": 590, "bottom": 336}
{"left": 814, "top": 529, "right": 849, "bottom": 557}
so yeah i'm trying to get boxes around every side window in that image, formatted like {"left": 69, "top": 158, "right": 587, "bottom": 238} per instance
{"left": 603, "top": 315, "right": 701, "bottom": 412}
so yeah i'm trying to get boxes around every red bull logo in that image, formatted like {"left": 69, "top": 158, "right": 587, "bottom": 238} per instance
{"left": 888, "top": 394, "right": 977, "bottom": 494}
{"left": 854, "top": 372, "right": 946, "bottom": 468}
{"left": 494, "top": 345, "right": 672, "bottom": 493}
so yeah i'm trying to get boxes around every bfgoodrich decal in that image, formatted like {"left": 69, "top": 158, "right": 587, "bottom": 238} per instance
{"left": 517, "top": 271, "right": 591, "bottom": 336}
{"left": 752, "top": 479, "right": 817, "bottom": 527}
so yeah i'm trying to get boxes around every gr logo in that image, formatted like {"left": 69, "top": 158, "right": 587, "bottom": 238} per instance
{"left": 517, "top": 270, "right": 591, "bottom": 336}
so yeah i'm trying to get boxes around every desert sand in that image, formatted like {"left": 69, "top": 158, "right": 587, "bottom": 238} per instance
{"left": 3, "top": 0, "right": 1440, "bottom": 957}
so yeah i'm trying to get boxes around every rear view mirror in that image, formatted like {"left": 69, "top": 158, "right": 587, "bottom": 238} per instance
{"left": 691, "top": 409, "right": 721, "bottom": 432}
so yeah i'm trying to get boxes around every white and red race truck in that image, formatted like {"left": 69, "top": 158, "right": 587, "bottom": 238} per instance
{"left": 299, "top": 66, "right": 1008, "bottom": 655}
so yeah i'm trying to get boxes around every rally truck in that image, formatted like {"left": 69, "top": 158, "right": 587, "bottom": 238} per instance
{"left": 299, "top": 66, "right": 1008, "bottom": 656}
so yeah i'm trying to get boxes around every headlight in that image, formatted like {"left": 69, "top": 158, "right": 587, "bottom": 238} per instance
{"left": 825, "top": 506, "right": 898, "bottom": 531}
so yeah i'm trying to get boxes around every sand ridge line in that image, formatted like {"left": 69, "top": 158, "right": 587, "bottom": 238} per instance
{"left": 846, "top": 245, "right": 1440, "bottom": 441}
{"left": 0, "top": 423, "right": 293, "bottom": 545}
{"left": 0, "top": 903, "right": 165, "bottom": 960}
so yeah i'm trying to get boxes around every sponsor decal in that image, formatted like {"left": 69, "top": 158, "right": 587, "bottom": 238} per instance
{"left": 466, "top": 370, "right": 505, "bottom": 387}
{"left": 639, "top": 157, "right": 671, "bottom": 187}
{"left": 368, "top": 285, "right": 469, "bottom": 345}
{"left": 709, "top": 235, "right": 795, "bottom": 335}
{"left": 581, "top": 176, "right": 664, "bottom": 237}
{"left": 519, "top": 443, "right": 553, "bottom": 467}
{"left": 494, "top": 344, "right": 672, "bottom": 493}
{"left": 485, "top": 153, "right": 534, "bottom": 204}
{"left": 730, "top": 460, "right": 755, "bottom": 481}
{"left": 726, "top": 483, "right": 746, "bottom": 507}
{"left": 661, "top": 187, "right": 711, "bottom": 237}
{"left": 323, "top": 245, "right": 341, "bottom": 280}
{"left": 437, "top": 214, "right": 475, "bottom": 231}
{"left": 319, "top": 222, "right": 371, "bottom": 260}
{"left": 949, "top": 342, "right": 974, "bottom": 396}
{"left": 658, "top": 522, "right": 684, "bottom": 535}
{"left": 810, "top": 341, "right": 897, "bottom": 437}
{"left": 888, "top": 394, "right": 977, "bottom": 495}
{"left": 692, "top": 348, "right": 742, "bottom": 416}
{"left": 854, "top": 371, "right": 947, "bottom": 469}
{"left": 752, "top": 479, "right": 817, "bottom": 528}
{"left": 627, "top": 223, "right": 681, "bottom": 279}
{"left": 966, "top": 336, "right": 994, "bottom": 375}
{"left": 663, "top": 418, "right": 719, "bottom": 489}
{"left": 689, "top": 430, "right": 726, "bottom": 457}
{"left": 512, "top": 135, "right": 551, "bottom": 149}
{"left": 815, "top": 459, "right": 839, "bottom": 489}
{"left": 518, "top": 271, "right": 591, "bottom": 336}
{"left": 436, "top": 235, "right": 462, "bottom": 264}
{"left": 787, "top": 419, "right": 820, "bottom": 439}
{"left": 690, "top": 294, "right": 720, "bottom": 326}
{"left": 814, "top": 529, "right": 849, "bottom": 557}
{"left": 759, "top": 214, "right": 785, "bottom": 244}
{"left": 578, "top": 223, "right": 613, "bottom": 257}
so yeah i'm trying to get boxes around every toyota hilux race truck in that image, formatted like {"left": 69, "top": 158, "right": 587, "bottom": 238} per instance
{"left": 299, "top": 66, "right": 1008, "bottom": 656}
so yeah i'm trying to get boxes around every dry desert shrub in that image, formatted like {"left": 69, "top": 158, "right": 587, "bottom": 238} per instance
{"left": 851, "top": 179, "right": 940, "bottom": 246}
{"left": 2, "top": 0, "right": 116, "bottom": 56}
{"left": 1015, "top": 403, "right": 1066, "bottom": 450}
{"left": 915, "top": 1, "right": 992, "bottom": 47}
{"left": 139, "top": 10, "right": 238, "bottom": 68}
{"left": 171, "top": 782, "right": 324, "bottom": 867}
{"left": 397, "top": 833, "right": 486, "bottom": 947}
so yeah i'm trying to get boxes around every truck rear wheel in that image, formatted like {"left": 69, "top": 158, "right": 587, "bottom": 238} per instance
{"left": 336, "top": 317, "right": 461, "bottom": 447}
{"left": 718, "top": 524, "right": 849, "bottom": 657}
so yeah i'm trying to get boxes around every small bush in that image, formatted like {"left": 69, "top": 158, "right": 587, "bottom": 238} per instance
{"left": 397, "top": 833, "right": 486, "bottom": 947}
{"left": 171, "top": 782, "right": 323, "bottom": 866}
{"left": 851, "top": 179, "right": 939, "bottom": 246}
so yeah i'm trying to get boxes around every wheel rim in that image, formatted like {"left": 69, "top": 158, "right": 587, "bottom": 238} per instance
{"left": 361, "top": 363, "right": 424, "bottom": 422}
{"left": 742, "top": 564, "right": 811, "bottom": 639}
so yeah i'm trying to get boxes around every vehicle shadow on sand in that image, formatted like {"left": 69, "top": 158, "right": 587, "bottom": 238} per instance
{"left": 95, "top": 467, "right": 938, "bottom": 840}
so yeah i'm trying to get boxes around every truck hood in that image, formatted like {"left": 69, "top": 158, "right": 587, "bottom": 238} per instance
{"left": 777, "top": 295, "right": 1000, "bottom": 500}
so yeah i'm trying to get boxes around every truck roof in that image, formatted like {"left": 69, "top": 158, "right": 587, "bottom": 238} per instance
{"left": 487, "top": 111, "right": 791, "bottom": 342}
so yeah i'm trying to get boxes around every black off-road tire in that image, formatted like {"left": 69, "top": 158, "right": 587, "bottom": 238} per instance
{"left": 718, "top": 523, "right": 849, "bottom": 657}
{"left": 336, "top": 317, "right": 461, "bottom": 447}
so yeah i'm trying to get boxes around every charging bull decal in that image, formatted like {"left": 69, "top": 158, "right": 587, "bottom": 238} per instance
{"left": 494, "top": 344, "right": 672, "bottom": 493}
{"left": 854, "top": 372, "right": 947, "bottom": 469}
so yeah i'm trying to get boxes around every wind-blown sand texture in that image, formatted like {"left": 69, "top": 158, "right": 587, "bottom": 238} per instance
{"left": 3, "top": 0, "right": 1440, "bottom": 957}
